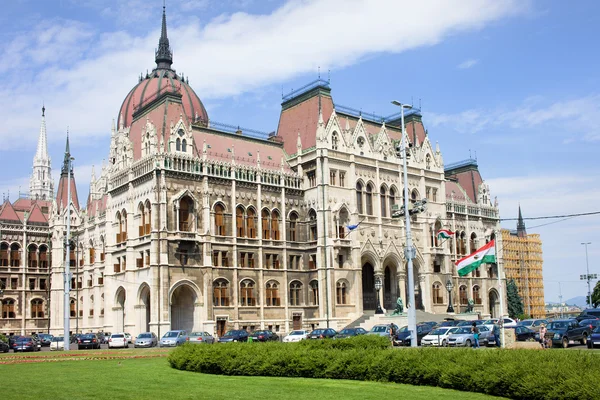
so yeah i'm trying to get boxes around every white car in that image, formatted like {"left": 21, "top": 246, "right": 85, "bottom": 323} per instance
{"left": 108, "top": 333, "right": 128, "bottom": 349}
{"left": 50, "top": 336, "right": 65, "bottom": 351}
{"left": 124, "top": 333, "right": 132, "bottom": 344}
{"left": 501, "top": 318, "right": 517, "bottom": 328}
{"left": 283, "top": 330, "right": 309, "bottom": 343}
{"left": 421, "top": 327, "right": 459, "bottom": 347}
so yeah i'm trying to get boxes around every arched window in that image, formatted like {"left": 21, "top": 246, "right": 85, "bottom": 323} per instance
{"left": 426, "top": 154, "right": 431, "bottom": 169}
{"left": 308, "top": 209, "right": 317, "bottom": 241}
{"left": 28, "top": 244, "right": 37, "bottom": 269}
{"left": 432, "top": 283, "right": 443, "bottom": 305}
{"left": 433, "top": 221, "right": 442, "bottom": 247}
{"left": 459, "top": 231, "right": 467, "bottom": 256}
{"left": 89, "top": 295, "right": 94, "bottom": 316}
{"left": 139, "top": 202, "right": 146, "bottom": 237}
{"left": 176, "top": 138, "right": 181, "bottom": 151}
{"left": 121, "top": 210, "right": 128, "bottom": 241}
{"left": 240, "top": 280, "right": 256, "bottom": 306}
{"left": 261, "top": 209, "right": 270, "bottom": 240}
{"left": 39, "top": 245, "right": 48, "bottom": 269}
{"left": 470, "top": 233, "right": 477, "bottom": 254}
{"left": 213, "top": 279, "right": 230, "bottom": 306}
{"left": 356, "top": 182, "right": 364, "bottom": 214}
{"left": 1, "top": 298, "right": 16, "bottom": 318}
{"left": 89, "top": 240, "right": 95, "bottom": 265}
{"left": 380, "top": 186, "right": 387, "bottom": 217}
{"left": 336, "top": 281, "right": 348, "bottom": 305}
{"left": 70, "top": 298, "right": 76, "bottom": 317}
{"left": 179, "top": 196, "right": 193, "bottom": 232}
{"left": 182, "top": 139, "right": 187, "bottom": 152}
{"left": 365, "top": 184, "right": 373, "bottom": 215}
{"left": 247, "top": 207, "right": 257, "bottom": 238}
{"left": 310, "top": 280, "right": 319, "bottom": 306}
{"left": 10, "top": 243, "right": 21, "bottom": 267}
{"left": 473, "top": 285, "right": 481, "bottom": 304}
{"left": 288, "top": 212, "right": 298, "bottom": 241}
{"left": 214, "top": 204, "right": 225, "bottom": 236}
{"left": 144, "top": 200, "right": 151, "bottom": 235}
{"left": 271, "top": 210, "right": 281, "bottom": 240}
{"left": 459, "top": 285, "right": 468, "bottom": 305}
{"left": 0, "top": 243, "right": 8, "bottom": 267}
{"left": 236, "top": 206, "right": 245, "bottom": 238}
{"left": 332, "top": 132, "right": 339, "bottom": 150}
{"left": 266, "top": 281, "right": 280, "bottom": 306}
{"left": 411, "top": 189, "right": 419, "bottom": 204}
{"left": 289, "top": 281, "right": 302, "bottom": 306}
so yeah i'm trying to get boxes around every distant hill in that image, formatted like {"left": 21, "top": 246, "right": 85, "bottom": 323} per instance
{"left": 565, "top": 296, "right": 588, "bottom": 308}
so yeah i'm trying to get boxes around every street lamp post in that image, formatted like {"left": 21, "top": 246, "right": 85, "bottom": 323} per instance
{"left": 581, "top": 243, "right": 593, "bottom": 307}
{"left": 446, "top": 279, "right": 454, "bottom": 313}
{"left": 391, "top": 100, "right": 417, "bottom": 347}
{"left": 375, "top": 277, "right": 383, "bottom": 314}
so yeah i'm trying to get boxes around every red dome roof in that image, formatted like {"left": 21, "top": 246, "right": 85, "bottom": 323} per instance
{"left": 118, "top": 69, "right": 208, "bottom": 128}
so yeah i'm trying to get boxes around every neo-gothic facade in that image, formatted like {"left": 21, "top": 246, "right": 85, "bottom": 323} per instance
{"left": 1, "top": 8, "right": 506, "bottom": 338}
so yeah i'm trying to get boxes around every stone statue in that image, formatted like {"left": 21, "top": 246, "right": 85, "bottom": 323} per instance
{"left": 466, "top": 299, "right": 474, "bottom": 313}
{"left": 392, "top": 297, "right": 404, "bottom": 315}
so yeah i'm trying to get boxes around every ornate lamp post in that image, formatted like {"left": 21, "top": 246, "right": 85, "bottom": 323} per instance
{"left": 375, "top": 277, "right": 384, "bottom": 314}
{"left": 446, "top": 279, "right": 454, "bottom": 313}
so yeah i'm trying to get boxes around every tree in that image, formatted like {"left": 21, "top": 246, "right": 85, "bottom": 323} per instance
{"left": 506, "top": 279, "right": 524, "bottom": 319}
{"left": 591, "top": 281, "right": 600, "bottom": 308}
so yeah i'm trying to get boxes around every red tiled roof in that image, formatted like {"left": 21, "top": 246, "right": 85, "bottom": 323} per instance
{"left": 445, "top": 181, "right": 469, "bottom": 203}
{"left": 56, "top": 174, "right": 80, "bottom": 210}
{"left": 12, "top": 198, "right": 52, "bottom": 213}
{"left": 27, "top": 203, "right": 48, "bottom": 224}
{"left": 87, "top": 195, "right": 108, "bottom": 218}
{"left": 447, "top": 169, "right": 483, "bottom": 204}
{"left": 0, "top": 200, "right": 21, "bottom": 222}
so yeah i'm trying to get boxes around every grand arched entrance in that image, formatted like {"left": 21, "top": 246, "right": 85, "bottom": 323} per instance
{"left": 171, "top": 284, "right": 196, "bottom": 332}
{"left": 383, "top": 265, "right": 398, "bottom": 310}
{"left": 362, "top": 263, "right": 376, "bottom": 310}
{"left": 115, "top": 287, "right": 126, "bottom": 333}
{"left": 139, "top": 285, "right": 151, "bottom": 333}
{"left": 489, "top": 289, "right": 499, "bottom": 318}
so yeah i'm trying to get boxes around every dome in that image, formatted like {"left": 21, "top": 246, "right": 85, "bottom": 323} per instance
{"left": 117, "top": 6, "right": 208, "bottom": 128}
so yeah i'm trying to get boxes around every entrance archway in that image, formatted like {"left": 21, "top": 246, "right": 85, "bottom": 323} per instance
{"left": 489, "top": 289, "right": 499, "bottom": 318}
{"left": 171, "top": 284, "right": 196, "bottom": 332}
{"left": 383, "top": 265, "right": 398, "bottom": 310}
{"left": 139, "top": 285, "right": 151, "bottom": 333}
{"left": 362, "top": 263, "right": 375, "bottom": 310}
{"left": 115, "top": 287, "right": 126, "bottom": 333}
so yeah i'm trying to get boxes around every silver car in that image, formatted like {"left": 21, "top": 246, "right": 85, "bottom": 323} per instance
{"left": 135, "top": 332, "right": 158, "bottom": 348}
{"left": 447, "top": 326, "right": 492, "bottom": 347}
{"left": 368, "top": 324, "right": 397, "bottom": 338}
{"left": 187, "top": 332, "right": 215, "bottom": 344}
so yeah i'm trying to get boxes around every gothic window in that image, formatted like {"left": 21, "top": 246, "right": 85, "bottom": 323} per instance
{"left": 236, "top": 206, "right": 245, "bottom": 238}
{"left": 410, "top": 189, "right": 419, "bottom": 204}
{"left": 380, "top": 186, "right": 387, "bottom": 217}
{"left": 10, "top": 243, "right": 20, "bottom": 267}
{"left": 247, "top": 208, "right": 257, "bottom": 238}
{"left": 459, "top": 285, "right": 468, "bottom": 305}
{"left": 426, "top": 154, "right": 431, "bottom": 169}
{"left": 432, "top": 283, "right": 443, "bottom": 305}
{"left": 0, "top": 243, "right": 8, "bottom": 267}
{"left": 176, "top": 138, "right": 181, "bottom": 152}
{"left": 214, "top": 204, "right": 226, "bottom": 236}
{"left": 288, "top": 212, "right": 298, "bottom": 241}
{"left": 470, "top": 233, "right": 477, "bottom": 254}
{"left": 28, "top": 244, "right": 37, "bottom": 269}
{"left": 308, "top": 209, "right": 317, "bottom": 241}
{"left": 356, "top": 182, "right": 364, "bottom": 214}
{"left": 271, "top": 210, "right": 281, "bottom": 240}
{"left": 473, "top": 285, "right": 481, "bottom": 304}
{"left": 213, "top": 279, "right": 230, "bottom": 306}
{"left": 289, "top": 281, "right": 302, "bottom": 306}
{"left": 310, "top": 280, "right": 319, "bottom": 306}
{"left": 336, "top": 281, "right": 348, "bottom": 305}
{"left": 70, "top": 298, "right": 76, "bottom": 317}
{"left": 365, "top": 184, "right": 373, "bottom": 215}
{"left": 261, "top": 209, "right": 270, "bottom": 239}
{"left": 179, "top": 196, "right": 193, "bottom": 232}
{"left": 332, "top": 132, "right": 339, "bottom": 150}
{"left": 145, "top": 200, "right": 151, "bottom": 235}
{"left": 182, "top": 139, "right": 187, "bottom": 152}
{"left": 1, "top": 298, "right": 15, "bottom": 318}
{"left": 240, "top": 280, "right": 256, "bottom": 306}
{"left": 266, "top": 281, "right": 280, "bottom": 306}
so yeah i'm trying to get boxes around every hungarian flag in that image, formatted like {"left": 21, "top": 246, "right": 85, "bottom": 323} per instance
{"left": 436, "top": 229, "right": 454, "bottom": 240}
{"left": 456, "top": 240, "right": 496, "bottom": 276}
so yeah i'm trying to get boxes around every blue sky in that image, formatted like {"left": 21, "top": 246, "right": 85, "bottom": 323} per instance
{"left": 0, "top": 0, "right": 598, "bottom": 303}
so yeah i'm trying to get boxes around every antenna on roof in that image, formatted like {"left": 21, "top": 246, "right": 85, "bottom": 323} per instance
{"left": 328, "top": 69, "right": 330, "bottom": 83}
{"left": 281, "top": 85, "right": 283, "bottom": 99}
{"left": 419, "top": 98, "right": 422, "bottom": 110}
{"left": 474, "top": 150, "right": 477, "bottom": 161}
{"left": 318, "top": 66, "right": 320, "bottom": 79}
{"left": 469, "top": 149, "right": 472, "bottom": 159}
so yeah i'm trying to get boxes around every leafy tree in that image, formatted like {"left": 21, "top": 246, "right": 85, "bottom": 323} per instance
{"left": 591, "top": 281, "right": 600, "bottom": 308}
{"left": 506, "top": 279, "right": 524, "bottom": 319}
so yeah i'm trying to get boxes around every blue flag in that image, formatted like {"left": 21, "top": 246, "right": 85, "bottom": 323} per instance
{"left": 347, "top": 224, "right": 359, "bottom": 231}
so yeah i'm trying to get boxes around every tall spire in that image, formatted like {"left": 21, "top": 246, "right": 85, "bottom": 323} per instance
{"left": 155, "top": 5, "right": 173, "bottom": 70}
{"left": 30, "top": 105, "right": 54, "bottom": 200}
{"left": 56, "top": 133, "right": 80, "bottom": 210}
{"left": 61, "top": 132, "right": 72, "bottom": 176}
{"left": 517, "top": 205, "right": 527, "bottom": 238}
{"left": 34, "top": 105, "right": 49, "bottom": 161}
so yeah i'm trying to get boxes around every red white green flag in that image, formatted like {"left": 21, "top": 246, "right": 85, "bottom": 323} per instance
{"left": 456, "top": 240, "right": 496, "bottom": 277}
{"left": 436, "top": 229, "right": 454, "bottom": 240}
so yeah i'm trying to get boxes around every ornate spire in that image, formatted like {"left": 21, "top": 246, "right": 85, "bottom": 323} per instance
{"left": 155, "top": 5, "right": 173, "bottom": 70}
{"left": 61, "top": 132, "right": 72, "bottom": 176}
{"left": 517, "top": 205, "right": 527, "bottom": 238}
{"left": 34, "top": 105, "right": 49, "bottom": 161}
{"left": 30, "top": 105, "right": 54, "bottom": 200}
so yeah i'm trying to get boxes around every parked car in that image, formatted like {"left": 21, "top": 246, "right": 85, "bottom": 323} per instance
{"left": 517, "top": 319, "right": 549, "bottom": 333}
{"left": 447, "top": 326, "right": 492, "bottom": 347}
{"left": 438, "top": 320, "right": 463, "bottom": 327}
{"left": 0, "top": 340, "right": 9, "bottom": 353}
{"left": 50, "top": 336, "right": 65, "bottom": 351}
{"left": 108, "top": 333, "right": 129, "bottom": 349}
{"left": 135, "top": 332, "right": 158, "bottom": 348}
{"left": 249, "top": 330, "right": 279, "bottom": 342}
{"left": 421, "top": 327, "right": 460, "bottom": 347}
{"left": 124, "top": 333, "right": 132, "bottom": 344}
{"left": 187, "top": 332, "right": 215, "bottom": 344}
{"left": 334, "top": 327, "right": 368, "bottom": 339}
{"left": 420, "top": 321, "right": 440, "bottom": 329}
{"left": 457, "top": 320, "right": 485, "bottom": 327}
{"left": 587, "top": 326, "right": 600, "bottom": 349}
{"left": 500, "top": 318, "right": 518, "bottom": 328}
{"left": 283, "top": 330, "right": 310, "bottom": 343}
{"left": 394, "top": 324, "right": 433, "bottom": 346}
{"left": 513, "top": 326, "right": 536, "bottom": 341}
{"left": 96, "top": 333, "right": 108, "bottom": 344}
{"left": 37, "top": 333, "right": 53, "bottom": 346}
{"left": 307, "top": 328, "right": 337, "bottom": 339}
{"left": 579, "top": 319, "right": 600, "bottom": 332}
{"left": 218, "top": 330, "right": 248, "bottom": 343}
{"left": 78, "top": 333, "right": 101, "bottom": 350}
{"left": 369, "top": 324, "right": 398, "bottom": 338}
{"left": 13, "top": 336, "right": 41, "bottom": 352}
{"left": 161, "top": 330, "right": 189, "bottom": 346}
{"left": 480, "top": 319, "right": 499, "bottom": 331}
{"left": 547, "top": 319, "right": 590, "bottom": 348}
{"left": 576, "top": 308, "right": 600, "bottom": 321}
{"left": 101, "top": 332, "right": 112, "bottom": 344}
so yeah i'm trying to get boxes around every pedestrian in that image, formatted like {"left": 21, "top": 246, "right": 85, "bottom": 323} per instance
{"left": 471, "top": 322, "right": 480, "bottom": 349}
{"left": 493, "top": 323, "right": 501, "bottom": 348}
{"left": 539, "top": 323, "right": 547, "bottom": 349}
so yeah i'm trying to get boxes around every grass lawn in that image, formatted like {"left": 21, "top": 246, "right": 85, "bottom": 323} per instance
{"left": 0, "top": 351, "right": 504, "bottom": 400}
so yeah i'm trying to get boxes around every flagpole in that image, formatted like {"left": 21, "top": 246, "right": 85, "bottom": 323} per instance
{"left": 494, "top": 232, "right": 505, "bottom": 348}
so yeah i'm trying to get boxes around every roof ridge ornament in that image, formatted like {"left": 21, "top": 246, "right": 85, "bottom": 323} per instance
{"left": 155, "top": 5, "right": 173, "bottom": 70}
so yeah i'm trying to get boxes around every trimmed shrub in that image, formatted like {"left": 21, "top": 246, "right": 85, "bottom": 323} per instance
{"left": 168, "top": 336, "right": 600, "bottom": 400}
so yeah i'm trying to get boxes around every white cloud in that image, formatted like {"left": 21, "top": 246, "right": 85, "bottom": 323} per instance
{"left": 0, "top": 0, "right": 526, "bottom": 150}
{"left": 457, "top": 58, "right": 479, "bottom": 69}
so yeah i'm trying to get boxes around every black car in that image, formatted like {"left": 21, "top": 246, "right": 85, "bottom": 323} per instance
{"left": 218, "top": 330, "right": 249, "bottom": 343}
{"left": 308, "top": 328, "right": 337, "bottom": 339}
{"left": 576, "top": 309, "right": 600, "bottom": 322}
{"left": 438, "top": 320, "right": 463, "bottom": 327}
{"left": 587, "top": 326, "right": 600, "bottom": 348}
{"left": 78, "top": 334, "right": 101, "bottom": 350}
{"left": 37, "top": 333, "right": 53, "bottom": 346}
{"left": 13, "top": 336, "right": 41, "bottom": 352}
{"left": 249, "top": 330, "right": 279, "bottom": 342}
{"left": 335, "top": 327, "right": 368, "bottom": 339}
{"left": 547, "top": 319, "right": 590, "bottom": 348}
{"left": 394, "top": 324, "right": 433, "bottom": 346}
{"left": 513, "top": 326, "right": 536, "bottom": 341}
{"left": 0, "top": 340, "right": 9, "bottom": 353}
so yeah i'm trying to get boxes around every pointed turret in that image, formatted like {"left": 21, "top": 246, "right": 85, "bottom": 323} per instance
{"left": 56, "top": 134, "right": 80, "bottom": 211}
{"left": 29, "top": 105, "right": 54, "bottom": 200}
{"left": 517, "top": 205, "right": 527, "bottom": 238}
{"left": 155, "top": 6, "right": 173, "bottom": 70}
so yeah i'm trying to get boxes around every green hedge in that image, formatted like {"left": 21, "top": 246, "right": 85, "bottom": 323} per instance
{"left": 168, "top": 336, "right": 600, "bottom": 400}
